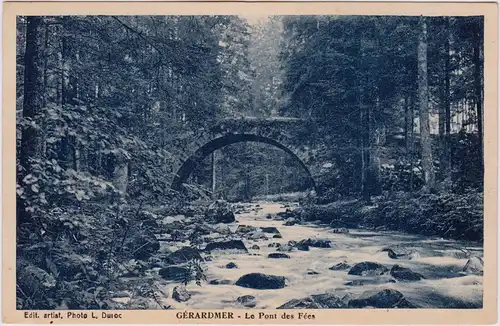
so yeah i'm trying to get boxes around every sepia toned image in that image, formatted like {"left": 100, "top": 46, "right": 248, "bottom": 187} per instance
{"left": 3, "top": 1, "right": 498, "bottom": 325}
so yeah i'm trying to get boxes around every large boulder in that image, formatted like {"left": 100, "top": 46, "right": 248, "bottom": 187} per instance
{"left": 166, "top": 247, "right": 202, "bottom": 264}
{"left": 235, "top": 273, "right": 285, "bottom": 289}
{"left": 172, "top": 286, "right": 191, "bottom": 302}
{"left": 213, "top": 223, "right": 232, "bottom": 235}
{"left": 348, "top": 262, "right": 389, "bottom": 276}
{"left": 463, "top": 256, "right": 483, "bottom": 275}
{"left": 277, "top": 293, "right": 348, "bottom": 309}
{"left": 383, "top": 246, "right": 420, "bottom": 260}
{"left": 268, "top": 253, "right": 290, "bottom": 259}
{"left": 345, "top": 278, "right": 396, "bottom": 286}
{"left": 332, "top": 227, "right": 349, "bottom": 234}
{"left": 126, "top": 229, "right": 160, "bottom": 260}
{"left": 192, "top": 223, "right": 213, "bottom": 236}
{"left": 276, "top": 209, "right": 297, "bottom": 219}
{"left": 348, "top": 289, "right": 415, "bottom": 308}
{"left": 237, "top": 295, "right": 257, "bottom": 308}
{"left": 277, "top": 245, "right": 294, "bottom": 252}
{"left": 159, "top": 266, "right": 189, "bottom": 282}
{"left": 299, "top": 238, "right": 332, "bottom": 248}
{"left": 204, "top": 240, "right": 248, "bottom": 253}
{"left": 205, "top": 200, "right": 235, "bottom": 223}
{"left": 294, "top": 242, "right": 310, "bottom": 251}
{"left": 260, "top": 227, "right": 280, "bottom": 234}
{"left": 247, "top": 231, "right": 268, "bottom": 240}
{"left": 209, "top": 279, "right": 232, "bottom": 285}
{"left": 329, "top": 260, "right": 351, "bottom": 271}
{"left": 236, "top": 225, "right": 258, "bottom": 234}
{"left": 390, "top": 265, "right": 424, "bottom": 281}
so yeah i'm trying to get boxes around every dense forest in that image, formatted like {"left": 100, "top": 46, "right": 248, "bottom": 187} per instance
{"left": 16, "top": 15, "right": 483, "bottom": 310}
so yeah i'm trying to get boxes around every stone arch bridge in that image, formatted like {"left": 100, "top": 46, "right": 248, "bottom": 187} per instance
{"left": 170, "top": 117, "right": 323, "bottom": 192}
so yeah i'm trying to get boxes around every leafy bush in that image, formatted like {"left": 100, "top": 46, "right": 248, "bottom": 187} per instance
{"left": 368, "top": 190, "right": 483, "bottom": 241}
{"left": 380, "top": 160, "right": 425, "bottom": 192}
{"left": 299, "top": 199, "right": 365, "bottom": 227}
{"left": 299, "top": 190, "right": 483, "bottom": 242}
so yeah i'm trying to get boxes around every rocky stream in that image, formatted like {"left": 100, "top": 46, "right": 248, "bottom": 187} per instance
{"left": 114, "top": 202, "right": 484, "bottom": 309}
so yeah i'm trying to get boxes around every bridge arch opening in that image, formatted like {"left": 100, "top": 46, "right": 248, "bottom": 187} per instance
{"left": 171, "top": 133, "right": 316, "bottom": 193}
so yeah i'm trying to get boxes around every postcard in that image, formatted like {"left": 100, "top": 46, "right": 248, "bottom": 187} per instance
{"left": 3, "top": 1, "right": 498, "bottom": 324}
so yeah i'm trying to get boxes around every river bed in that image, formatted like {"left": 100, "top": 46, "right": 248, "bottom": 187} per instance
{"left": 154, "top": 202, "right": 484, "bottom": 309}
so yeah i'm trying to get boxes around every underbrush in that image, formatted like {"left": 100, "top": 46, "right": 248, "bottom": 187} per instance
{"left": 15, "top": 192, "right": 205, "bottom": 310}
{"left": 299, "top": 190, "right": 483, "bottom": 242}
{"left": 15, "top": 163, "right": 216, "bottom": 310}
{"left": 17, "top": 200, "right": 155, "bottom": 309}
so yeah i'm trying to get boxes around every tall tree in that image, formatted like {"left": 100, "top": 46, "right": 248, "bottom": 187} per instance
{"left": 417, "top": 16, "right": 436, "bottom": 191}
{"left": 443, "top": 17, "right": 452, "bottom": 181}
{"left": 18, "top": 16, "right": 45, "bottom": 224}
{"left": 472, "top": 17, "right": 484, "bottom": 171}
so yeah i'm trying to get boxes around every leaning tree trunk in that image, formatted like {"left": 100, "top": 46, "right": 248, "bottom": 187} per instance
{"left": 19, "top": 16, "right": 45, "bottom": 225}
{"left": 418, "top": 16, "right": 436, "bottom": 192}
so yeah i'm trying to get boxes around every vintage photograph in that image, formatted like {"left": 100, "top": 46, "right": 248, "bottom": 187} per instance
{"left": 15, "top": 13, "right": 486, "bottom": 312}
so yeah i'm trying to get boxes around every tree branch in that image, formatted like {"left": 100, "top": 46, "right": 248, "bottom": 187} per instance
{"left": 111, "top": 16, "right": 163, "bottom": 57}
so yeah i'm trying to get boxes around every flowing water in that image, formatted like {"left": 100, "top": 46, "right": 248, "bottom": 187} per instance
{"left": 132, "top": 202, "right": 484, "bottom": 309}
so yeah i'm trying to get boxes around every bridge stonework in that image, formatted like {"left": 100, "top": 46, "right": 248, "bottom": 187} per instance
{"left": 170, "top": 117, "right": 322, "bottom": 192}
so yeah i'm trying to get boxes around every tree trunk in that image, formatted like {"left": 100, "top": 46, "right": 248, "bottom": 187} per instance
{"left": 404, "top": 96, "right": 410, "bottom": 152}
{"left": 408, "top": 92, "right": 415, "bottom": 191}
{"left": 367, "top": 88, "right": 382, "bottom": 198}
{"left": 438, "top": 17, "right": 451, "bottom": 184}
{"left": 443, "top": 17, "right": 452, "bottom": 182}
{"left": 211, "top": 151, "right": 216, "bottom": 199}
{"left": 42, "top": 23, "right": 49, "bottom": 107}
{"left": 59, "top": 18, "right": 78, "bottom": 169}
{"left": 473, "top": 19, "right": 484, "bottom": 171}
{"left": 61, "top": 18, "right": 77, "bottom": 106}
{"left": 356, "top": 37, "right": 369, "bottom": 201}
{"left": 438, "top": 62, "right": 446, "bottom": 181}
{"left": 243, "top": 166, "right": 251, "bottom": 201}
{"left": 418, "top": 16, "right": 436, "bottom": 192}
{"left": 360, "top": 104, "right": 368, "bottom": 200}
{"left": 19, "top": 16, "right": 45, "bottom": 224}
